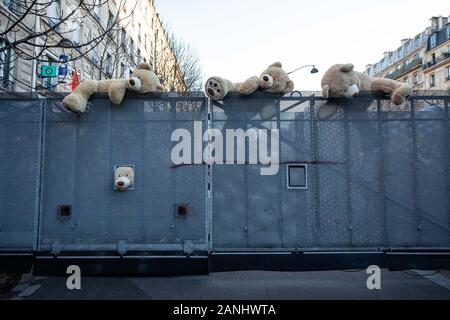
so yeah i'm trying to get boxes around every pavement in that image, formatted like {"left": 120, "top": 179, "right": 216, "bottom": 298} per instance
{"left": 1, "top": 270, "right": 450, "bottom": 300}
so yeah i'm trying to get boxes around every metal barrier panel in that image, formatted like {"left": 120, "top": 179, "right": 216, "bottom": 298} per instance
{"left": 0, "top": 93, "right": 449, "bottom": 257}
{"left": 38, "top": 96, "right": 208, "bottom": 253}
{"left": 0, "top": 99, "right": 42, "bottom": 251}
{"left": 211, "top": 94, "right": 450, "bottom": 250}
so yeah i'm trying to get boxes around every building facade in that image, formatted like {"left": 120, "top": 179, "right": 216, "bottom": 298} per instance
{"left": 365, "top": 16, "right": 450, "bottom": 93}
{"left": 0, "top": 0, "right": 186, "bottom": 95}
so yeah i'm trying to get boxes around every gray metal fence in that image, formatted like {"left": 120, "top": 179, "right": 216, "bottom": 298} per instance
{"left": 211, "top": 94, "right": 450, "bottom": 251}
{"left": 0, "top": 93, "right": 449, "bottom": 256}
{"left": 0, "top": 99, "right": 43, "bottom": 251}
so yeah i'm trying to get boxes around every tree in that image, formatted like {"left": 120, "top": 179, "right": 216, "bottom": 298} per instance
{"left": 0, "top": 0, "right": 136, "bottom": 91}
{"left": 153, "top": 23, "right": 202, "bottom": 94}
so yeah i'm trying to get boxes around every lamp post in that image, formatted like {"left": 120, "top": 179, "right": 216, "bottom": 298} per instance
{"left": 287, "top": 65, "right": 319, "bottom": 75}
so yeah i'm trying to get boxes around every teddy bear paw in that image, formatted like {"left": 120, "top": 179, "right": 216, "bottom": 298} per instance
{"left": 391, "top": 85, "right": 413, "bottom": 106}
{"left": 62, "top": 94, "right": 87, "bottom": 113}
{"left": 205, "top": 77, "right": 226, "bottom": 101}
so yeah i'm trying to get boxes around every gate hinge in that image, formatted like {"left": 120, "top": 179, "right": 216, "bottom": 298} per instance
{"left": 51, "top": 241, "right": 62, "bottom": 256}
{"left": 117, "top": 240, "right": 127, "bottom": 257}
{"left": 183, "top": 241, "right": 195, "bottom": 256}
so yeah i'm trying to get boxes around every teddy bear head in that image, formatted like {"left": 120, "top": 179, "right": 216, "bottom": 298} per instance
{"left": 321, "top": 63, "right": 361, "bottom": 100}
{"left": 259, "top": 62, "right": 294, "bottom": 94}
{"left": 128, "top": 63, "right": 167, "bottom": 94}
{"left": 114, "top": 166, "right": 135, "bottom": 191}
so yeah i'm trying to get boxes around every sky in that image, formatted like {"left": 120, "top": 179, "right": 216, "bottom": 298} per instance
{"left": 155, "top": 0, "right": 449, "bottom": 91}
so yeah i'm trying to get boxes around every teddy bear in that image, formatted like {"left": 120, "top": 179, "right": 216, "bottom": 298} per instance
{"left": 205, "top": 62, "right": 294, "bottom": 101}
{"left": 62, "top": 63, "right": 166, "bottom": 113}
{"left": 317, "top": 63, "right": 413, "bottom": 119}
{"left": 114, "top": 166, "right": 135, "bottom": 191}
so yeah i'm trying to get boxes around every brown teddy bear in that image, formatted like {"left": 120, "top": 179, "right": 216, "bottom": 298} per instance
{"left": 62, "top": 63, "right": 166, "bottom": 113}
{"left": 318, "top": 63, "right": 412, "bottom": 119}
{"left": 205, "top": 62, "right": 294, "bottom": 101}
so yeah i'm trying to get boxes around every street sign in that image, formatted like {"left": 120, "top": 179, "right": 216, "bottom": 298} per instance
{"left": 41, "top": 65, "right": 57, "bottom": 78}
{"left": 58, "top": 64, "right": 68, "bottom": 76}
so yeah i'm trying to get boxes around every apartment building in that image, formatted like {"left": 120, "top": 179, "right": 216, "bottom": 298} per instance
{"left": 0, "top": 0, "right": 185, "bottom": 94}
{"left": 365, "top": 15, "right": 449, "bottom": 93}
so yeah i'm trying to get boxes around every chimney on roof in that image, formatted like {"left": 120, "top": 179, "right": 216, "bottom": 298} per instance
{"left": 400, "top": 38, "right": 410, "bottom": 46}
{"left": 430, "top": 16, "right": 439, "bottom": 31}
{"left": 439, "top": 16, "right": 448, "bottom": 28}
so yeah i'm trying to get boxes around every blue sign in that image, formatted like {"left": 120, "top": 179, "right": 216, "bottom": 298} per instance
{"left": 58, "top": 64, "right": 68, "bottom": 76}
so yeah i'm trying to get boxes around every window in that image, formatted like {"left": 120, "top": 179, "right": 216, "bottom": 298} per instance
{"left": 430, "top": 33, "right": 437, "bottom": 49}
{"left": 430, "top": 74, "right": 436, "bottom": 87}
{"left": 106, "top": 54, "right": 113, "bottom": 78}
{"left": 71, "top": 21, "right": 82, "bottom": 45}
{"left": 120, "top": 62, "right": 125, "bottom": 78}
{"left": 137, "top": 49, "right": 141, "bottom": 64}
{"left": 413, "top": 73, "right": 423, "bottom": 85}
{"left": 120, "top": 28, "right": 126, "bottom": 47}
{"left": 447, "top": 67, "right": 450, "bottom": 80}
{"left": 130, "top": 39, "right": 135, "bottom": 56}
{"left": 138, "top": 23, "right": 141, "bottom": 41}
{"left": 48, "top": 0, "right": 61, "bottom": 27}
{"left": 91, "top": 34, "right": 99, "bottom": 65}
{"left": 0, "top": 39, "right": 13, "bottom": 89}
{"left": 107, "top": 10, "right": 114, "bottom": 30}
{"left": 93, "top": 1, "right": 100, "bottom": 21}
{"left": 417, "top": 73, "right": 423, "bottom": 84}
{"left": 447, "top": 27, "right": 450, "bottom": 39}
{"left": 3, "top": 0, "right": 19, "bottom": 14}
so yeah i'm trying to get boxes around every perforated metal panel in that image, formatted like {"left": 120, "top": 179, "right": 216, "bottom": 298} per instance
{"left": 211, "top": 94, "right": 450, "bottom": 250}
{"left": 0, "top": 94, "right": 449, "bottom": 255}
{"left": 38, "top": 96, "right": 208, "bottom": 252}
{"left": 0, "top": 99, "right": 43, "bottom": 251}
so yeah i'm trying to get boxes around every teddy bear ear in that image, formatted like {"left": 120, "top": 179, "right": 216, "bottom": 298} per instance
{"left": 269, "top": 62, "right": 282, "bottom": 68}
{"left": 340, "top": 64, "right": 354, "bottom": 73}
{"left": 138, "top": 63, "right": 152, "bottom": 71}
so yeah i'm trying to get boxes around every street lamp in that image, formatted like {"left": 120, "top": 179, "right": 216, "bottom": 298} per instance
{"left": 287, "top": 65, "right": 319, "bottom": 75}
{"left": 57, "top": 38, "right": 73, "bottom": 48}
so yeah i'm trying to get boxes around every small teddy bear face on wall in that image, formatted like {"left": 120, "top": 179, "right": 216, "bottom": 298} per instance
{"left": 114, "top": 166, "right": 135, "bottom": 191}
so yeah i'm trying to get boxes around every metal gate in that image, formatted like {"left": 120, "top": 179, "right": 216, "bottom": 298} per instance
{"left": 0, "top": 97, "right": 43, "bottom": 252}
{"left": 38, "top": 95, "right": 209, "bottom": 255}
{"left": 210, "top": 93, "right": 450, "bottom": 250}
{"left": 0, "top": 92, "right": 449, "bottom": 274}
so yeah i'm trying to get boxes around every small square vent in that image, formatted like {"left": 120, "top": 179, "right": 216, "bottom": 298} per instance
{"left": 287, "top": 165, "right": 308, "bottom": 190}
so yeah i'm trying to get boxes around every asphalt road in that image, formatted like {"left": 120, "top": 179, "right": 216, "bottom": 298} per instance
{"left": 2, "top": 270, "right": 450, "bottom": 300}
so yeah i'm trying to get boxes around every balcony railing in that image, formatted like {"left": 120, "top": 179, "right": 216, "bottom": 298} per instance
{"left": 386, "top": 58, "right": 422, "bottom": 80}
{"left": 423, "top": 52, "right": 450, "bottom": 70}
{"left": 2, "top": 0, "right": 19, "bottom": 15}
